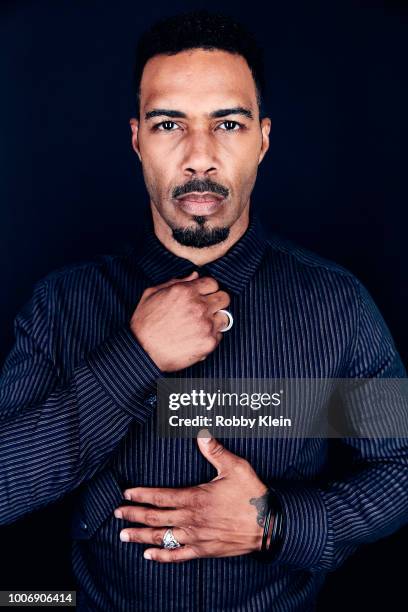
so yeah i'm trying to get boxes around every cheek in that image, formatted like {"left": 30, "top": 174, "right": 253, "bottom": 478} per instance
{"left": 141, "top": 159, "right": 175, "bottom": 200}
{"left": 140, "top": 133, "right": 182, "bottom": 161}
{"left": 223, "top": 135, "right": 261, "bottom": 172}
{"left": 230, "top": 151, "right": 259, "bottom": 190}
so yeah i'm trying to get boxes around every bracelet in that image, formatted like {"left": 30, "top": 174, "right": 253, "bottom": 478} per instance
{"left": 260, "top": 488, "right": 284, "bottom": 559}
{"left": 261, "top": 505, "right": 273, "bottom": 552}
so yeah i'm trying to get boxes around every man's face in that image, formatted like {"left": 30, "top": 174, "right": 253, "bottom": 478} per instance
{"left": 130, "top": 48, "right": 270, "bottom": 248}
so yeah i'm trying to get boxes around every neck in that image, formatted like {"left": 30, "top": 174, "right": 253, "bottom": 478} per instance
{"left": 150, "top": 204, "right": 251, "bottom": 266}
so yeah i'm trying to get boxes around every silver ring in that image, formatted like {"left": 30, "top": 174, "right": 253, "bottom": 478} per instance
{"left": 218, "top": 309, "right": 233, "bottom": 332}
{"left": 162, "top": 527, "right": 181, "bottom": 549}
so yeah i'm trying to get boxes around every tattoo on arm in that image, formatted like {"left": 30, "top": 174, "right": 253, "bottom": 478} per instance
{"left": 249, "top": 491, "right": 269, "bottom": 527}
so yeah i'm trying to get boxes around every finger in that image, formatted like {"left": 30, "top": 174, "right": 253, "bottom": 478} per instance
{"left": 196, "top": 429, "right": 241, "bottom": 475}
{"left": 144, "top": 545, "right": 199, "bottom": 563}
{"left": 114, "top": 505, "right": 188, "bottom": 527}
{"left": 204, "top": 290, "right": 231, "bottom": 314}
{"left": 191, "top": 276, "right": 219, "bottom": 295}
{"left": 122, "top": 486, "right": 191, "bottom": 507}
{"left": 118, "top": 526, "right": 189, "bottom": 546}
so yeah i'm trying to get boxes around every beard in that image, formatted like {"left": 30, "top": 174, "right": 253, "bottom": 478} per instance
{"left": 172, "top": 215, "right": 230, "bottom": 248}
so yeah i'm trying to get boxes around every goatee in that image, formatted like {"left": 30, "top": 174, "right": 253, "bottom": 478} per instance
{"left": 172, "top": 216, "right": 230, "bottom": 248}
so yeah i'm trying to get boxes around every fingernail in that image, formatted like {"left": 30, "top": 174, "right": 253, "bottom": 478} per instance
{"left": 198, "top": 428, "right": 212, "bottom": 442}
{"left": 120, "top": 531, "right": 130, "bottom": 542}
{"left": 114, "top": 509, "right": 122, "bottom": 519}
{"left": 144, "top": 551, "right": 152, "bottom": 560}
{"left": 123, "top": 491, "right": 132, "bottom": 500}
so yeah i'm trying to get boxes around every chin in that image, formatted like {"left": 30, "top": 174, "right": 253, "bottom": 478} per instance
{"left": 171, "top": 222, "right": 230, "bottom": 248}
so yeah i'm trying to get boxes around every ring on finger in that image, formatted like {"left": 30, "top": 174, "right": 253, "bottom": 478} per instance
{"left": 217, "top": 309, "right": 233, "bottom": 332}
{"left": 161, "top": 527, "right": 182, "bottom": 549}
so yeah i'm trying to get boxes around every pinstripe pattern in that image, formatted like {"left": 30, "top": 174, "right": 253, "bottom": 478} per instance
{"left": 1, "top": 209, "right": 407, "bottom": 611}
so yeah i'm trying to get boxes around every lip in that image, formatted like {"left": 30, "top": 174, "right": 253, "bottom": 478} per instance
{"left": 175, "top": 192, "right": 225, "bottom": 214}
{"left": 176, "top": 192, "right": 225, "bottom": 202}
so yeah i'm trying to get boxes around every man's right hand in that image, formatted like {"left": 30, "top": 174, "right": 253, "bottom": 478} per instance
{"left": 130, "top": 271, "right": 231, "bottom": 372}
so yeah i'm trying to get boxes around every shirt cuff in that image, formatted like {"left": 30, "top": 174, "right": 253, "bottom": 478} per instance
{"left": 267, "top": 485, "right": 333, "bottom": 571}
{"left": 85, "top": 324, "right": 163, "bottom": 423}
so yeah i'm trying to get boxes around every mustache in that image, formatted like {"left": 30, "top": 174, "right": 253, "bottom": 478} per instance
{"left": 172, "top": 179, "right": 229, "bottom": 199}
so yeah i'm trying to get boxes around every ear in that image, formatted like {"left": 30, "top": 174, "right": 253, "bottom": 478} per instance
{"left": 258, "top": 117, "right": 271, "bottom": 165}
{"left": 129, "top": 118, "right": 141, "bottom": 161}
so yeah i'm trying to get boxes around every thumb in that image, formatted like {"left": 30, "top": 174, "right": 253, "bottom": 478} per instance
{"left": 147, "top": 271, "right": 199, "bottom": 295}
{"left": 158, "top": 270, "right": 199, "bottom": 288}
{"left": 176, "top": 270, "right": 200, "bottom": 282}
{"left": 197, "top": 429, "right": 237, "bottom": 476}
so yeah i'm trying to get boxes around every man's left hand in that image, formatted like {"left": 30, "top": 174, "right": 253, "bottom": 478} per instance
{"left": 113, "top": 430, "right": 270, "bottom": 562}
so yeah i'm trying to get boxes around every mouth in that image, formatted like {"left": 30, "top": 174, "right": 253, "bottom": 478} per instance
{"left": 174, "top": 192, "right": 226, "bottom": 215}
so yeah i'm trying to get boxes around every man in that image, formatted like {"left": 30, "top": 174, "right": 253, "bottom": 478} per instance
{"left": 0, "top": 9, "right": 407, "bottom": 612}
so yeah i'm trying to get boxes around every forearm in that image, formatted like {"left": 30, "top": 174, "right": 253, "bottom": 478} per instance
{"left": 0, "top": 364, "right": 130, "bottom": 524}
{"left": 0, "top": 324, "right": 163, "bottom": 526}
{"left": 269, "top": 439, "right": 408, "bottom": 572}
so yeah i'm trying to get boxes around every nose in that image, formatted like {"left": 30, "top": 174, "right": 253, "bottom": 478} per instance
{"left": 181, "top": 129, "right": 218, "bottom": 177}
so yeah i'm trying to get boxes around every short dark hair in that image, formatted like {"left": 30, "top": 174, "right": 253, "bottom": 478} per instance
{"left": 133, "top": 9, "right": 266, "bottom": 119}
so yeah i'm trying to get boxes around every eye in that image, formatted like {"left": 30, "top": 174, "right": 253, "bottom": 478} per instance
{"left": 218, "top": 120, "right": 242, "bottom": 131}
{"left": 153, "top": 121, "right": 180, "bottom": 131}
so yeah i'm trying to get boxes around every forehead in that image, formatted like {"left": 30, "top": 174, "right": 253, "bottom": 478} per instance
{"left": 140, "top": 49, "right": 257, "bottom": 112}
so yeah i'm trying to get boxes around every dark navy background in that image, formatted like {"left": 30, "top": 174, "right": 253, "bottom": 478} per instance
{"left": 1, "top": 1, "right": 407, "bottom": 609}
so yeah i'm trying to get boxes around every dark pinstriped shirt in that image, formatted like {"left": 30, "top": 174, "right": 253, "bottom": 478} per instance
{"left": 1, "top": 209, "right": 407, "bottom": 611}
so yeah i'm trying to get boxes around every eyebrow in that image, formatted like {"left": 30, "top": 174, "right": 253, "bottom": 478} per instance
{"left": 144, "top": 106, "right": 254, "bottom": 120}
{"left": 210, "top": 107, "right": 253, "bottom": 119}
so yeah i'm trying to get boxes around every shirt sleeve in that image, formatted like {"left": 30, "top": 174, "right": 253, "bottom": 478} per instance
{"left": 0, "top": 279, "right": 163, "bottom": 526}
{"left": 266, "top": 278, "right": 408, "bottom": 572}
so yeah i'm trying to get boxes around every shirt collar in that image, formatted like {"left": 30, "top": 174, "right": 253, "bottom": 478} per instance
{"left": 135, "top": 208, "right": 268, "bottom": 295}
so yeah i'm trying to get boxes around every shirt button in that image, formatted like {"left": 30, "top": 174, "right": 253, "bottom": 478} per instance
{"left": 79, "top": 519, "right": 88, "bottom": 531}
